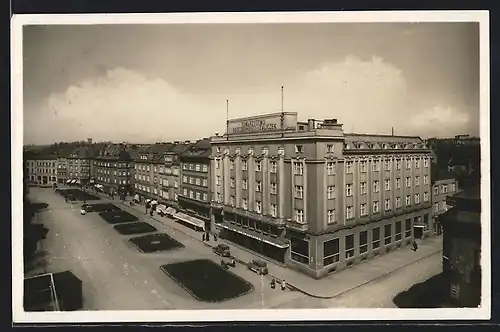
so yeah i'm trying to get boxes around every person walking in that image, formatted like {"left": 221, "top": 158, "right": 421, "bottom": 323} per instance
{"left": 270, "top": 279, "right": 276, "bottom": 289}
{"left": 213, "top": 233, "right": 217, "bottom": 242}
{"left": 412, "top": 240, "right": 418, "bottom": 252}
{"left": 202, "top": 233, "right": 205, "bottom": 241}
{"left": 281, "top": 279, "right": 287, "bottom": 291}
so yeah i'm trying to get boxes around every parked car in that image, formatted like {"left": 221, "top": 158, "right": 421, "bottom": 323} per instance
{"left": 156, "top": 204, "right": 168, "bottom": 217}
{"left": 213, "top": 244, "right": 231, "bottom": 257}
{"left": 247, "top": 259, "right": 269, "bottom": 275}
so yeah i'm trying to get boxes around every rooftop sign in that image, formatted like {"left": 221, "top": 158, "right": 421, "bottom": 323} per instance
{"left": 227, "top": 112, "right": 297, "bottom": 135}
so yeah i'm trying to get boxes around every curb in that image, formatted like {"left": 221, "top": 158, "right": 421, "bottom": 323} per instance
{"left": 280, "top": 249, "right": 443, "bottom": 299}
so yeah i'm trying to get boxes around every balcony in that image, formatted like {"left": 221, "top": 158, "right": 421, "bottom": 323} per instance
{"left": 285, "top": 219, "right": 308, "bottom": 232}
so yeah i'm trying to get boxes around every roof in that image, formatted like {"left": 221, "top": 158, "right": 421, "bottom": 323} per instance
{"left": 180, "top": 139, "right": 211, "bottom": 159}
{"left": 96, "top": 144, "right": 132, "bottom": 160}
{"left": 67, "top": 146, "right": 98, "bottom": 159}
{"left": 344, "top": 133, "right": 423, "bottom": 144}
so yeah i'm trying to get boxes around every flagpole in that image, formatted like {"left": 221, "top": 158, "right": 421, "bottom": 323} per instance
{"left": 281, "top": 86, "right": 284, "bottom": 138}
{"left": 226, "top": 99, "right": 229, "bottom": 141}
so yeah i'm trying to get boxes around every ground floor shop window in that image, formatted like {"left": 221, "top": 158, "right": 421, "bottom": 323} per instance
{"left": 323, "top": 238, "right": 340, "bottom": 266}
{"left": 290, "top": 237, "right": 309, "bottom": 264}
{"left": 345, "top": 234, "right": 355, "bottom": 259}
{"left": 384, "top": 224, "right": 392, "bottom": 245}
{"left": 372, "top": 227, "right": 380, "bottom": 249}
{"left": 359, "top": 231, "right": 368, "bottom": 254}
{"left": 423, "top": 214, "right": 430, "bottom": 231}
{"left": 405, "top": 218, "right": 412, "bottom": 238}
{"left": 395, "top": 221, "right": 402, "bottom": 241}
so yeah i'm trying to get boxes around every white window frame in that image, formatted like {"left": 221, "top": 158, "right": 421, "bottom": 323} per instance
{"left": 294, "top": 185, "right": 304, "bottom": 199}
{"left": 346, "top": 184, "right": 353, "bottom": 197}
{"left": 327, "top": 185, "right": 335, "bottom": 199}
{"left": 327, "top": 209, "right": 336, "bottom": 224}
{"left": 373, "top": 201, "right": 380, "bottom": 213}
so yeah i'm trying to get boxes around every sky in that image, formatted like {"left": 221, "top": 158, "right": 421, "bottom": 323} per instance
{"left": 22, "top": 21, "right": 480, "bottom": 144}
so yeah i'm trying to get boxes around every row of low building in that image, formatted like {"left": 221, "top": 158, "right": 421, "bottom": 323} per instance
{"left": 23, "top": 111, "right": 463, "bottom": 279}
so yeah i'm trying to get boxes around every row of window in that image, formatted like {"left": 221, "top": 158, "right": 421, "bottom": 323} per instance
{"left": 135, "top": 174, "right": 179, "bottom": 187}
{"left": 182, "top": 163, "right": 209, "bottom": 173}
{"left": 216, "top": 159, "right": 279, "bottom": 173}
{"left": 227, "top": 214, "right": 282, "bottom": 237}
{"left": 96, "top": 169, "right": 130, "bottom": 176}
{"left": 135, "top": 164, "right": 180, "bottom": 175}
{"left": 434, "top": 183, "right": 456, "bottom": 195}
{"left": 345, "top": 176, "right": 429, "bottom": 196}
{"left": 31, "top": 162, "right": 56, "bottom": 168}
{"left": 134, "top": 183, "right": 178, "bottom": 201}
{"left": 290, "top": 220, "right": 416, "bottom": 265}
{"left": 94, "top": 161, "right": 129, "bottom": 168}
{"left": 182, "top": 188, "right": 209, "bottom": 202}
{"left": 33, "top": 169, "right": 56, "bottom": 174}
{"left": 96, "top": 177, "right": 129, "bottom": 185}
{"left": 182, "top": 176, "right": 208, "bottom": 187}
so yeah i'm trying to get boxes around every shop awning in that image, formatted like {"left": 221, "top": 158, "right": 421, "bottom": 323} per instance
{"left": 220, "top": 223, "right": 289, "bottom": 248}
{"left": 65, "top": 180, "right": 71, "bottom": 184}
{"left": 157, "top": 204, "right": 167, "bottom": 212}
{"left": 95, "top": 184, "right": 103, "bottom": 188}
{"left": 413, "top": 224, "right": 426, "bottom": 228}
{"left": 173, "top": 212, "right": 205, "bottom": 230}
{"left": 71, "top": 180, "right": 77, "bottom": 184}
{"left": 145, "top": 198, "right": 151, "bottom": 203}
{"left": 166, "top": 207, "right": 176, "bottom": 215}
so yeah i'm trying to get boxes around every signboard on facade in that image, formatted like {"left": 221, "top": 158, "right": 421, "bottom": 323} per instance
{"left": 227, "top": 112, "right": 298, "bottom": 135}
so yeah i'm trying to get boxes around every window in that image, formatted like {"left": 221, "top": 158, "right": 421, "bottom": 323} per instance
{"left": 415, "top": 193, "right": 420, "bottom": 204}
{"left": 450, "top": 183, "right": 456, "bottom": 192}
{"left": 424, "top": 174, "right": 429, "bottom": 185}
{"left": 203, "top": 193, "right": 208, "bottom": 201}
{"left": 360, "top": 182, "right": 367, "bottom": 194}
{"left": 270, "top": 204, "right": 278, "bottom": 217}
{"left": 405, "top": 195, "right": 411, "bottom": 206}
{"left": 346, "top": 184, "right": 353, "bottom": 197}
{"left": 230, "top": 161, "right": 235, "bottom": 170}
{"left": 202, "top": 165, "right": 208, "bottom": 172}
{"left": 406, "top": 159, "right": 411, "bottom": 169}
{"left": 196, "top": 192, "right": 201, "bottom": 200}
{"left": 373, "top": 201, "right": 380, "bottom": 213}
{"left": 392, "top": 221, "right": 402, "bottom": 242}
{"left": 216, "top": 192, "right": 222, "bottom": 202}
{"left": 255, "top": 201, "right": 262, "bottom": 213}
{"left": 183, "top": 163, "right": 188, "bottom": 170}
{"left": 385, "top": 179, "right": 391, "bottom": 191}
{"left": 424, "top": 192, "right": 429, "bottom": 202}
{"left": 405, "top": 177, "right": 411, "bottom": 188}
{"left": 323, "top": 238, "right": 340, "bottom": 266}
{"left": 346, "top": 161, "right": 353, "bottom": 173}
{"left": 396, "top": 178, "right": 401, "bottom": 189}
{"left": 359, "top": 160, "right": 367, "bottom": 173}
{"left": 396, "top": 160, "right": 401, "bottom": 170}
{"left": 360, "top": 203, "right": 367, "bottom": 216}
{"left": 269, "top": 161, "right": 277, "bottom": 173}
{"left": 195, "top": 178, "right": 201, "bottom": 186}
{"left": 372, "top": 180, "right": 379, "bottom": 193}
{"left": 189, "top": 177, "right": 194, "bottom": 184}
{"left": 195, "top": 164, "right": 201, "bottom": 171}
{"left": 242, "top": 179, "right": 248, "bottom": 190}
{"left": 345, "top": 234, "right": 355, "bottom": 259}
{"left": 293, "top": 162, "right": 303, "bottom": 175}
{"left": 290, "top": 237, "right": 309, "bottom": 264}
{"left": 346, "top": 206, "right": 354, "bottom": 220}
{"left": 327, "top": 162, "right": 336, "bottom": 175}
{"left": 270, "top": 182, "right": 277, "bottom": 194}
{"left": 323, "top": 209, "right": 335, "bottom": 225}
{"left": 384, "top": 199, "right": 391, "bottom": 211}
{"left": 202, "top": 179, "right": 207, "bottom": 187}
{"left": 295, "top": 145, "right": 304, "bottom": 153}
{"left": 415, "top": 159, "right": 420, "bottom": 168}
{"left": 242, "top": 198, "right": 248, "bottom": 210}
{"left": 434, "top": 203, "right": 439, "bottom": 212}
{"left": 384, "top": 159, "right": 391, "bottom": 171}
{"left": 372, "top": 160, "right": 380, "bottom": 172}
{"left": 359, "top": 231, "right": 368, "bottom": 254}
{"left": 216, "top": 176, "right": 221, "bottom": 186}
{"left": 230, "top": 178, "right": 235, "bottom": 188}
{"left": 183, "top": 176, "right": 188, "bottom": 183}
{"left": 415, "top": 176, "right": 420, "bottom": 186}
{"left": 372, "top": 227, "right": 381, "bottom": 249}
{"left": 295, "top": 185, "right": 304, "bottom": 198}
{"left": 434, "top": 186, "right": 439, "bottom": 195}
{"left": 405, "top": 218, "right": 412, "bottom": 238}
{"left": 327, "top": 144, "right": 334, "bottom": 153}
{"left": 230, "top": 196, "right": 235, "bottom": 206}
{"left": 384, "top": 224, "right": 392, "bottom": 245}
{"left": 442, "top": 184, "right": 448, "bottom": 193}
{"left": 174, "top": 180, "right": 178, "bottom": 188}
{"left": 295, "top": 209, "right": 304, "bottom": 223}
{"left": 189, "top": 190, "right": 194, "bottom": 199}
{"left": 327, "top": 185, "right": 335, "bottom": 199}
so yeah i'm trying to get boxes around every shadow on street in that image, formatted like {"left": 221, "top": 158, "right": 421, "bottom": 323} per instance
{"left": 393, "top": 273, "right": 453, "bottom": 308}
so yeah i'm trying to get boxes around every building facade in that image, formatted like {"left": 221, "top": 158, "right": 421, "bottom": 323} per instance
{"left": 178, "top": 139, "right": 212, "bottom": 230}
{"left": 211, "top": 112, "right": 434, "bottom": 278}
{"left": 440, "top": 186, "right": 481, "bottom": 307}
{"left": 92, "top": 144, "right": 136, "bottom": 194}
{"left": 65, "top": 147, "right": 97, "bottom": 186}
{"left": 159, "top": 143, "right": 191, "bottom": 208}
{"left": 431, "top": 172, "right": 459, "bottom": 235}
{"left": 25, "top": 155, "right": 59, "bottom": 186}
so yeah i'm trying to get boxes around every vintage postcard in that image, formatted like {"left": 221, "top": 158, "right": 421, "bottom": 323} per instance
{"left": 11, "top": 10, "right": 490, "bottom": 323}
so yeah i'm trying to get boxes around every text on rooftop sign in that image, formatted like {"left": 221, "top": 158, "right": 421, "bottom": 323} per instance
{"left": 230, "top": 118, "right": 279, "bottom": 134}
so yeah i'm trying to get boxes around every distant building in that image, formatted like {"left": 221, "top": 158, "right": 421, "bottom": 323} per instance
{"left": 65, "top": 146, "right": 98, "bottom": 186}
{"left": 25, "top": 154, "right": 58, "bottom": 186}
{"left": 440, "top": 185, "right": 481, "bottom": 307}
{"left": 211, "top": 112, "right": 434, "bottom": 278}
{"left": 92, "top": 144, "right": 136, "bottom": 194}
{"left": 178, "top": 139, "right": 212, "bottom": 230}
{"left": 431, "top": 169, "right": 460, "bottom": 235}
{"left": 160, "top": 142, "right": 191, "bottom": 208}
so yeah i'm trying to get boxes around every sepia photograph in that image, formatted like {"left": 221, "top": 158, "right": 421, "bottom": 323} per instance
{"left": 12, "top": 11, "right": 490, "bottom": 323}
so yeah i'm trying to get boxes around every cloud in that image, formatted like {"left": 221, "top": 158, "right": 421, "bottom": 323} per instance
{"left": 23, "top": 56, "right": 475, "bottom": 144}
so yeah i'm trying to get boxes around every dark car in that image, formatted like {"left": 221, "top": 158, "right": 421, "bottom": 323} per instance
{"left": 247, "top": 259, "right": 269, "bottom": 275}
{"left": 213, "top": 244, "right": 231, "bottom": 257}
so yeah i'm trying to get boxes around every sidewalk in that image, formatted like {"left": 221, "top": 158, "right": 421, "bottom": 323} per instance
{"left": 88, "top": 190, "right": 443, "bottom": 299}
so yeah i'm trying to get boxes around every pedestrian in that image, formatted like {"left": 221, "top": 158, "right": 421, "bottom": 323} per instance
{"left": 214, "top": 233, "right": 217, "bottom": 241}
{"left": 202, "top": 233, "right": 205, "bottom": 241}
{"left": 83, "top": 200, "right": 86, "bottom": 204}
{"left": 270, "top": 279, "right": 276, "bottom": 289}
{"left": 413, "top": 241, "right": 419, "bottom": 251}
{"left": 281, "top": 279, "right": 287, "bottom": 291}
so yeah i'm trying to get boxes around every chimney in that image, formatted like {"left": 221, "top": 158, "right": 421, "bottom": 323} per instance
{"left": 307, "top": 119, "right": 315, "bottom": 131}
{"left": 185, "top": 140, "right": 191, "bottom": 144}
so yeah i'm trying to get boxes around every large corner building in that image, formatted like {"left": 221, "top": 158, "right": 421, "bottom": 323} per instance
{"left": 210, "top": 112, "right": 434, "bottom": 278}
